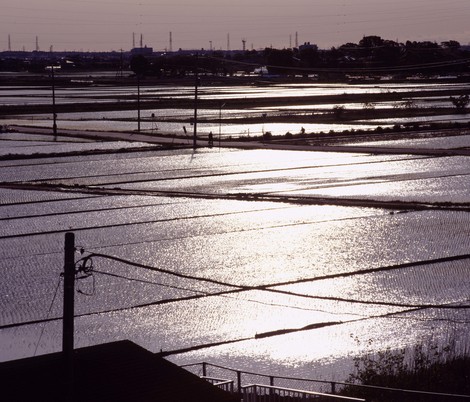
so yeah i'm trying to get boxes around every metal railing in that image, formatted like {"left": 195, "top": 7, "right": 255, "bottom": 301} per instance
{"left": 182, "top": 361, "right": 470, "bottom": 401}
{"left": 182, "top": 362, "right": 341, "bottom": 395}
{"left": 201, "top": 376, "right": 235, "bottom": 393}
{"left": 241, "top": 384, "right": 366, "bottom": 402}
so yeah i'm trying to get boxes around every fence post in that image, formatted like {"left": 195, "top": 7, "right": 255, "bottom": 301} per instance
{"left": 331, "top": 381, "right": 336, "bottom": 395}
{"left": 237, "top": 370, "right": 242, "bottom": 395}
{"left": 269, "top": 376, "right": 274, "bottom": 398}
{"left": 202, "top": 362, "right": 207, "bottom": 377}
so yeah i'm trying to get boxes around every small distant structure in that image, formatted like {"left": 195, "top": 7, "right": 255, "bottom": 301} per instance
{"left": 299, "top": 42, "right": 318, "bottom": 52}
{"left": 130, "top": 32, "right": 153, "bottom": 56}
{"left": 254, "top": 66, "right": 269, "bottom": 75}
{"left": 130, "top": 46, "right": 153, "bottom": 56}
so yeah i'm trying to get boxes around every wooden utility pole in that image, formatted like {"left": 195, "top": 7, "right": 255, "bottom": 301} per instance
{"left": 63, "top": 232, "right": 75, "bottom": 398}
{"left": 193, "top": 54, "right": 199, "bottom": 150}
{"left": 51, "top": 66, "right": 57, "bottom": 139}
{"left": 137, "top": 74, "right": 141, "bottom": 133}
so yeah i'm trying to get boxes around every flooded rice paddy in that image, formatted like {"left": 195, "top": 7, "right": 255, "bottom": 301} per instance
{"left": 2, "top": 80, "right": 470, "bottom": 137}
{"left": 1, "top": 81, "right": 470, "bottom": 381}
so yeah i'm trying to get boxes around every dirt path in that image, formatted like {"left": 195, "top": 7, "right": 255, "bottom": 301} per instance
{"left": 6, "top": 124, "right": 470, "bottom": 158}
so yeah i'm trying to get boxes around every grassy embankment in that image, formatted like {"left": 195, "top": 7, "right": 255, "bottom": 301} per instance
{"left": 339, "top": 338, "right": 470, "bottom": 401}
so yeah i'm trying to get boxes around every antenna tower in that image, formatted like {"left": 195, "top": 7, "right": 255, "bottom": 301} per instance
{"left": 140, "top": 34, "right": 143, "bottom": 48}
{"left": 295, "top": 32, "right": 299, "bottom": 48}
{"left": 133, "top": 32, "right": 135, "bottom": 48}
{"left": 8, "top": 35, "right": 11, "bottom": 51}
{"left": 169, "top": 31, "right": 173, "bottom": 52}
{"left": 227, "top": 33, "right": 230, "bottom": 51}
{"left": 36, "top": 36, "right": 39, "bottom": 51}
{"left": 242, "top": 38, "right": 246, "bottom": 52}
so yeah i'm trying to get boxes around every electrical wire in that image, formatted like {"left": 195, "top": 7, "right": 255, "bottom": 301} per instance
{"left": 92, "top": 269, "right": 360, "bottom": 317}
{"left": 88, "top": 251, "right": 470, "bottom": 311}
{"left": 2, "top": 252, "right": 470, "bottom": 331}
{"left": 33, "top": 276, "right": 62, "bottom": 356}
{"left": 87, "top": 252, "right": 248, "bottom": 290}
{"left": 93, "top": 268, "right": 208, "bottom": 295}
{"left": 91, "top": 268, "right": 470, "bottom": 324}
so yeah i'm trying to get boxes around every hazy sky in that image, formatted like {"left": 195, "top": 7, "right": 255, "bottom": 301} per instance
{"left": 2, "top": 0, "right": 470, "bottom": 52}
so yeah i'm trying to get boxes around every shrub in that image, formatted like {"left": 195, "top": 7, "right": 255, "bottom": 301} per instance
{"left": 341, "top": 337, "right": 470, "bottom": 401}
{"left": 450, "top": 94, "right": 470, "bottom": 113}
{"left": 333, "top": 105, "right": 345, "bottom": 120}
{"left": 263, "top": 131, "right": 272, "bottom": 141}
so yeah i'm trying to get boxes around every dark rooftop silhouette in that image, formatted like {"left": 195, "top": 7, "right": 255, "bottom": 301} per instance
{"left": 0, "top": 340, "right": 237, "bottom": 402}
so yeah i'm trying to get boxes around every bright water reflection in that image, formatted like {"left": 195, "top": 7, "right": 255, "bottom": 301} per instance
{"left": 4, "top": 81, "right": 470, "bottom": 140}
{"left": 1, "top": 133, "right": 470, "bottom": 381}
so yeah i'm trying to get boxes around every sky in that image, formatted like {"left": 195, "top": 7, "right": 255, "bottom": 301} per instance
{"left": 2, "top": 0, "right": 470, "bottom": 52}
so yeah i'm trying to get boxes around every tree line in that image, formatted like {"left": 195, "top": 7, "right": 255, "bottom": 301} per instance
{"left": 2, "top": 35, "right": 470, "bottom": 80}
{"left": 129, "top": 35, "right": 470, "bottom": 79}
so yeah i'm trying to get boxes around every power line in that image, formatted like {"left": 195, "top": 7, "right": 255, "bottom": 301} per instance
{"left": 33, "top": 276, "right": 62, "bottom": 356}
{"left": 89, "top": 251, "right": 470, "bottom": 311}
{"left": 89, "top": 266, "right": 470, "bottom": 320}
{"left": 92, "top": 269, "right": 360, "bottom": 317}
{"left": 93, "top": 269, "right": 208, "bottom": 295}
{"left": 2, "top": 251, "right": 470, "bottom": 331}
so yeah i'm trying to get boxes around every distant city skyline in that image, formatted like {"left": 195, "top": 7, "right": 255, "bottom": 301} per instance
{"left": 2, "top": 0, "right": 470, "bottom": 52}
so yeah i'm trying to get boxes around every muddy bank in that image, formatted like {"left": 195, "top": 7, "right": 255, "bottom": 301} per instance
{"left": 2, "top": 181, "right": 470, "bottom": 213}
{"left": 0, "top": 86, "right": 466, "bottom": 117}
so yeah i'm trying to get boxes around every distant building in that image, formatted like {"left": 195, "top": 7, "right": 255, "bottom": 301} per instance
{"left": 131, "top": 46, "right": 154, "bottom": 56}
{"left": 299, "top": 42, "right": 318, "bottom": 52}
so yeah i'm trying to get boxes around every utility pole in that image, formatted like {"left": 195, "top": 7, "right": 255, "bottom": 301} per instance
{"left": 193, "top": 54, "right": 199, "bottom": 150}
{"left": 63, "top": 232, "right": 75, "bottom": 400}
{"left": 137, "top": 74, "right": 141, "bottom": 133}
{"left": 51, "top": 66, "right": 57, "bottom": 139}
{"left": 117, "top": 49, "right": 124, "bottom": 80}
{"left": 219, "top": 102, "right": 225, "bottom": 149}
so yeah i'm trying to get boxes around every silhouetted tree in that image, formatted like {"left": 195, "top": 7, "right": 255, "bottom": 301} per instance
{"left": 299, "top": 46, "right": 320, "bottom": 67}
{"left": 441, "top": 40, "right": 461, "bottom": 49}
{"left": 359, "top": 35, "right": 385, "bottom": 48}
{"left": 264, "top": 48, "right": 294, "bottom": 74}
{"left": 130, "top": 55, "right": 149, "bottom": 75}
{"left": 333, "top": 105, "right": 345, "bottom": 120}
{"left": 450, "top": 95, "right": 470, "bottom": 113}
